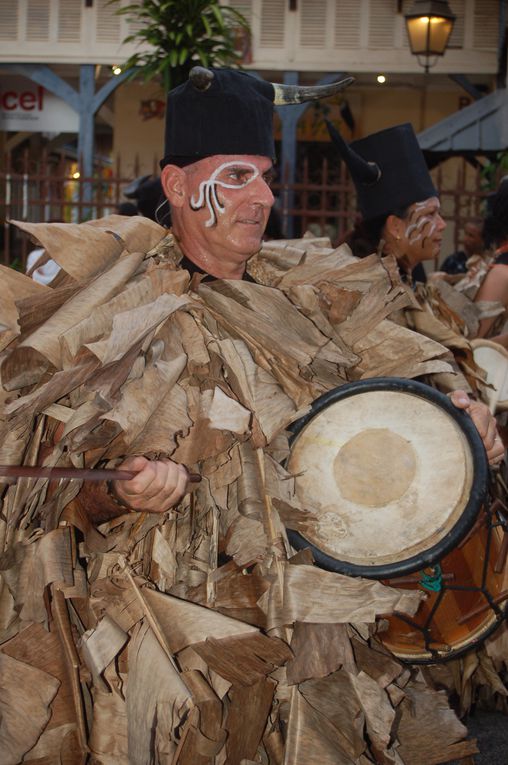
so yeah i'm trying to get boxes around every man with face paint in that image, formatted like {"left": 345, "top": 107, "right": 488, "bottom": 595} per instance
{"left": 106, "top": 95, "right": 499, "bottom": 519}
{"left": 103, "top": 68, "right": 356, "bottom": 516}
{"left": 327, "top": 121, "right": 503, "bottom": 462}
{"left": 163, "top": 154, "right": 275, "bottom": 279}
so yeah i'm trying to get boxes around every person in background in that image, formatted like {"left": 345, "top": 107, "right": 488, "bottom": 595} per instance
{"left": 327, "top": 121, "right": 445, "bottom": 284}
{"left": 326, "top": 119, "right": 508, "bottom": 414}
{"left": 116, "top": 201, "right": 139, "bottom": 216}
{"left": 122, "top": 174, "right": 164, "bottom": 221}
{"left": 440, "top": 220, "right": 484, "bottom": 276}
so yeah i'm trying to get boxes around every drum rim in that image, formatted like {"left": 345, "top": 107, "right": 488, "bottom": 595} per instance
{"left": 287, "top": 377, "right": 489, "bottom": 580}
{"left": 384, "top": 604, "right": 507, "bottom": 664}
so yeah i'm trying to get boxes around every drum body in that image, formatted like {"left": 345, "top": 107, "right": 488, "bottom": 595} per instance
{"left": 379, "top": 506, "right": 508, "bottom": 662}
{"left": 286, "top": 378, "right": 507, "bottom": 662}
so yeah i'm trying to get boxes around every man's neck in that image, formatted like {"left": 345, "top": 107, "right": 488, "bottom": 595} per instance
{"left": 174, "top": 234, "right": 247, "bottom": 280}
{"left": 183, "top": 253, "right": 246, "bottom": 279}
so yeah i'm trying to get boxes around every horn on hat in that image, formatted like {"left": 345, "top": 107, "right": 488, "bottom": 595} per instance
{"left": 273, "top": 76, "right": 355, "bottom": 105}
{"left": 188, "top": 66, "right": 354, "bottom": 104}
{"left": 326, "top": 120, "right": 381, "bottom": 186}
{"left": 189, "top": 66, "right": 215, "bottom": 91}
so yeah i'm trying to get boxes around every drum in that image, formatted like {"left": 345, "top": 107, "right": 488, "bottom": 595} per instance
{"left": 286, "top": 377, "right": 508, "bottom": 662}
{"left": 471, "top": 338, "right": 508, "bottom": 413}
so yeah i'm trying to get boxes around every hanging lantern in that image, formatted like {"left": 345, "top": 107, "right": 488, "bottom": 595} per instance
{"left": 404, "top": 0, "right": 456, "bottom": 73}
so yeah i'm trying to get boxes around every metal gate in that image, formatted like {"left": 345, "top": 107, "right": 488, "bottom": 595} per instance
{"left": 1, "top": 150, "right": 491, "bottom": 269}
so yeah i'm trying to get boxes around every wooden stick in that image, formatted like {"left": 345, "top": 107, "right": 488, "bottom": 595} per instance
{"left": 384, "top": 573, "right": 455, "bottom": 585}
{"left": 0, "top": 464, "right": 201, "bottom": 483}
{"left": 456, "top": 590, "right": 508, "bottom": 625}
{"left": 494, "top": 533, "right": 508, "bottom": 573}
{"left": 255, "top": 447, "right": 292, "bottom": 643}
{"left": 50, "top": 584, "right": 89, "bottom": 755}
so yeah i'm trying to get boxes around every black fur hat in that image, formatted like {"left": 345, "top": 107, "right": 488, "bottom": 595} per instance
{"left": 161, "top": 67, "right": 355, "bottom": 168}
{"left": 161, "top": 68, "right": 276, "bottom": 168}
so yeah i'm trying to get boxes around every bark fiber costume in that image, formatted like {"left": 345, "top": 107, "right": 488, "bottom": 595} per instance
{"left": 0, "top": 214, "right": 483, "bottom": 764}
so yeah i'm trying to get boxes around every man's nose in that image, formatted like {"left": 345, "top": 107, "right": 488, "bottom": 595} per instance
{"left": 437, "top": 214, "right": 446, "bottom": 231}
{"left": 251, "top": 176, "right": 275, "bottom": 207}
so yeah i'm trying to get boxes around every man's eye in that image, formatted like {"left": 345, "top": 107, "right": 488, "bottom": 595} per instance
{"left": 226, "top": 170, "right": 249, "bottom": 183}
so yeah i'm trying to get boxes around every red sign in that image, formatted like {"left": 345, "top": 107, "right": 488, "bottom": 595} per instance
{"left": 1, "top": 85, "right": 44, "bottom": 111}
{"left": 0, "top": 78, "right": 78, "bottom": 132}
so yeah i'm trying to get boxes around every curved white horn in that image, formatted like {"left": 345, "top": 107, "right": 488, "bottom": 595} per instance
{"left": 273, "top": 76, "right": 354, "bottom": 105}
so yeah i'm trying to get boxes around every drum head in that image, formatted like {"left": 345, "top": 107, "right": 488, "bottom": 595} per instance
{"left": 286, "top": 378, "right": 488, "bottom": 579}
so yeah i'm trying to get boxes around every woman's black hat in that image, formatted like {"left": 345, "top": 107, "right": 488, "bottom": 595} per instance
{"left": 327, "top": 121, "right": 437, "bottom": 221}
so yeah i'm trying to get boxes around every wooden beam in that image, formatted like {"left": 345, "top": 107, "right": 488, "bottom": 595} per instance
{"left": 5, "top": 132, "right": 31, "bottom": 152}
{"left": 448, "top": 74, "right": 485, "bottom": 101}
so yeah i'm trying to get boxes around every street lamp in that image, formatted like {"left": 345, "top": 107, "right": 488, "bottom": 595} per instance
{"left": 404, "top": 0, "right": 456, "bottom": 73}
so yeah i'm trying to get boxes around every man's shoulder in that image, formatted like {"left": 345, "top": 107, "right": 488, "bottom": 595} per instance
{"left": 248, "top": 237, "right": 357, "bottom": 286}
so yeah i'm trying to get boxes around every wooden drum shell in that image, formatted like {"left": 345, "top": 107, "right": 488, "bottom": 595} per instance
{"left": 379, "top": 508, "right": 508, "bottom": 662}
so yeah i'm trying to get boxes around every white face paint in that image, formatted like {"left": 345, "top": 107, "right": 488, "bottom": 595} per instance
{"left": 189, "top": 160, "right": 260, "bottom": 227}
{"left": 405, "top": 200, "right": 438, "bottom": 244}
{"left": 398, "top": 196, "right": 445, "bottom": 265}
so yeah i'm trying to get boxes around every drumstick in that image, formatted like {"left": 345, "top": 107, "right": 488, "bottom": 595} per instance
{"left": 456, "top": 590, "right": 508, "bottom": 624}
{"left": 0, "top": 465, "right": 201, "bottom": 483}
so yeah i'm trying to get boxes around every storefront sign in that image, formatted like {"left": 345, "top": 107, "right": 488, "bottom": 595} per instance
{"left": 0, "top": 78, "right": 79, "bottom": 132}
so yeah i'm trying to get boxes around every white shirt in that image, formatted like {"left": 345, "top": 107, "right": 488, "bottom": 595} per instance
{"left": 26, "top": 248, "right": 61, "bottom": 285}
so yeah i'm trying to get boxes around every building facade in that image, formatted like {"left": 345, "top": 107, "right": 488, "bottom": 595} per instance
{"left": 0, "top": 0, "right": 504, "bottom": 249}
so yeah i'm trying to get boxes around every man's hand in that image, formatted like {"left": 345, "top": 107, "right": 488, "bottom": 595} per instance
{"left": 449, "top": 390, "right": 504, "bottom": 465}
{"left": 111, "top": 456, "right": 190, "bottom": 513}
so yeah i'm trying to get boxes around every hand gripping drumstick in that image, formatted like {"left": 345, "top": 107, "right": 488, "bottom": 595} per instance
{"left": 0, "top": 465, "right": 201, "bottom": 483}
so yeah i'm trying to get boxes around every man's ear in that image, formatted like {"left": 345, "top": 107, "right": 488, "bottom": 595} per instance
{"left": 161, "top": 165, "right": 187, "bottom": 208}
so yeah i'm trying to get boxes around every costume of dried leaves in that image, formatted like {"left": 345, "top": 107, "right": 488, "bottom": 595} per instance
{"left": 428, "top": 254, "right": 507, "bottom": 344}
{"left": 0, "top": 217, "right": 480, "bottom": 764}
{"left": 384, "top": 272, "right": 486, "bottom": 397}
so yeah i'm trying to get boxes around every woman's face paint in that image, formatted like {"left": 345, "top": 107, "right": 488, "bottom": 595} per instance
{"left": 401, "top": 197, "right": 446, "bottom": 264}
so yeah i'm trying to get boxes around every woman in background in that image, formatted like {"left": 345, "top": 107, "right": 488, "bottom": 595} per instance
{"left": 327, "top": 121, "right": 445, "bottom": 284}
{"left": 326, "top": 121, "right": 482, "bottom": 397}
{"left": 474, "top": 180, "right": 508, "bottom": 346}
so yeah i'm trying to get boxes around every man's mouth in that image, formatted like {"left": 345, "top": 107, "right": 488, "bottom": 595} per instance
{"left": 236, "top": 218, "right": 263, "bottom": 226}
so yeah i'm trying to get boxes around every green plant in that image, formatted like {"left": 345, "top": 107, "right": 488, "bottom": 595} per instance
{"left": 480, "top": 149, "right": 508, "bottom": 191}
{"left": 9, "top": 256, "right": 23, "bottom": 272}
{"left": 110, "top": 0, "right": 250, "bottom": 92}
